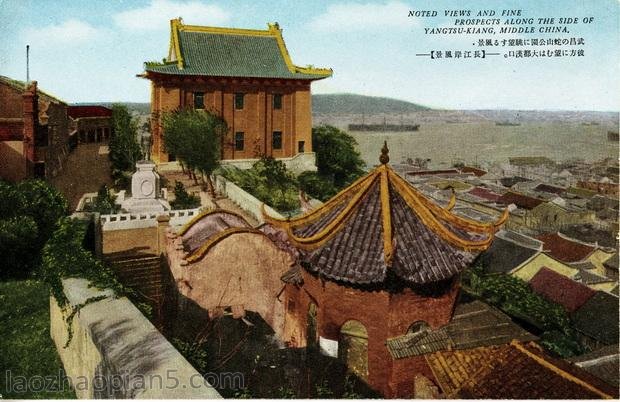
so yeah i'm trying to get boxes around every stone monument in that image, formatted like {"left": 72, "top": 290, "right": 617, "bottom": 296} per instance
{"left": 120, "top": 161, "right": 171, "bottom": 213}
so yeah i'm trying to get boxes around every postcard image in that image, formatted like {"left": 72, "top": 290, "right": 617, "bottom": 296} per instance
{"left": 0, "top": 0, "right": 618, "bottom": 399}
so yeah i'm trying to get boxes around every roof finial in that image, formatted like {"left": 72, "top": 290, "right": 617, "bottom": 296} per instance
{"left": 380, "top": 141, "right": 389, "bottom": 164}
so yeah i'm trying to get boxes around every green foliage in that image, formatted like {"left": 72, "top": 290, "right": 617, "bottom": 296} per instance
{"left": 539, "top": 330, "right": 585, "bottom": 358}
{"left": 233, "top": 388, "right": 254, "bottom": 399}
{"left": 315, "top": 380, "right": 334, "bottom": 398}
{"left": 0, "top": 280, "right": 76, "bottom": 398}
{"left": 297, "top": 171, "right": 339, "bottom": 201}
{"left": 342, "top": 374, "right": 363, "bottom": 399}
{"left": 170, "top": 181, "right": 200, "bottom": 210}
{"left": 461, "top": 265, "right": 584, "bottom": 357}
{"left": 109, "top": 104, "right": 142, "bottom": 180}
{"left": 308, "top": 125, "right": 366, "bottom": 201}
{"left": 0, "top": 180, "right": 67, "bottom": 279}
{"left": 170, "top": 338, "right": 209, "bottom": 373}
{"left": 162, "top": 108, "right": 228, "bottom": 193}
{"left": 40, "top": 217, "right": 139, "bottom": 346}
{"left": 219, "top": 158, "right": 300, "bottom": 213}
{"left": 83, "top": 184, "right": 120, "bottom": 214}
{"left": 276, "top": 386, "right": 297, "bottom": 399}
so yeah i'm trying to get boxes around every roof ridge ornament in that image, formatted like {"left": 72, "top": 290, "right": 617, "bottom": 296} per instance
{"left": 380, "top": 141, "right": 390, "bottom": 164}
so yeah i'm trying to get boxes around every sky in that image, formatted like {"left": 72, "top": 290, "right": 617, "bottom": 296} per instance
{"left": 0, "top": 0, "right": 618, "bottom": 111}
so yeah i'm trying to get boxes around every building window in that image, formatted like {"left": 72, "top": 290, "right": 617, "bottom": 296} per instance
{"left": 234, "top": 93, "right": 245, "bottom": 110}
{"left": 235, "top": 132, "right": 245, "bottom": 151}
{"left": 298, "top": 141, "right": 305, "bottom": 153}
{"left": 273, "top": 94, "right": 282, "bottom": 109}
{"left": 272, "top": 131, "right": 282, "bottom": 150}
{"left": 194, "top": 92, "right": 205, "bottom": 109}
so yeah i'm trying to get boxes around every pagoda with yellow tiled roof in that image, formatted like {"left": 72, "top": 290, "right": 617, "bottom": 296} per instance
{"left": 270, "top": 143, "right": 507, "bottom": 397}
{"left": 265, "top": 142, "right": 508, "bottom": 285}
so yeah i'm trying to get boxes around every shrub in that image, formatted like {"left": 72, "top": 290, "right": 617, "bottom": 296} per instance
{"left": 298, "top": 171, "right": 338, "bottom": 201}
{"left": 83, "top": 184, "right": 120, "bottom": 214}
{"left": 170, "top": 181, "right": 200, "bottom": 210}
{"left": 461, "top": 265, "right": 584, "bottom": 357}
{"left": 219, "top": 159, "right": 300, "bottom": 213}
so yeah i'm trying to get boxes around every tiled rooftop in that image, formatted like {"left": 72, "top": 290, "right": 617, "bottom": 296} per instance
{"left": 426, "top": 341, "right": 618, "bottom": 399}
{"left": 528, "top": 267, "right": 595, "bottom": 312}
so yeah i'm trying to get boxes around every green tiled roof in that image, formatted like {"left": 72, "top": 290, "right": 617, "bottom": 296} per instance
{"left": 145, "top": 20, "right": 331, "bottom": 80}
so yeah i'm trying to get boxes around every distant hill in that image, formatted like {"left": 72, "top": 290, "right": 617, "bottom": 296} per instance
{"left": 73, "top": 94, "right": 430, "bottom": 116}
{"left": 312, "top": 93, "right": 430, "bottom": 115}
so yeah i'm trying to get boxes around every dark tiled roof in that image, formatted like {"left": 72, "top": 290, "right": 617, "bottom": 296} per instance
{"left": 571, "top": 291, "right": 619, "bottom": 345}
{"left": 509, "top": 156, "right": 555, "bottom": 166}
{"left": 386, "top": 301, "right": 536, "bottom": 359}
{"left": 386, "top": 327, "right": 451, "bottom": 359}
{"left": 180, "top": 210, "right": 251, "bottom": 254}
{"left": 528, "top": 267, "right": 595, "bottom": 312}
{"left": 263, "top": 153, "right": 508, "bottom": 285}
{"left": 467, "top": 186, "right": 502, "bottom": 202}
{"left": 497, "top": 191, "right": 544, "bottom": 209}
{"left": 534, "top": 183, "right": 566, "bottom": 195}
{"left": 145, "top": 20, "right": 331, "bottom": 80}
{"left": 568, "top": 344, "right": 620, "bottom": 388}
{"left": 604, "top": 253, "right": 619, "bottom": 271}
{"left": 476, "top": 237, "right": 539, "bottom": 274}
{"left": 536, "top": 232, "right": 596, "bottom": 263}
{"left": 500, "top": 176, "right": 531, "bottom": 188}
{"left": 67, "top": 105, "right": 112, "bottom": 119}
{"left": 406, "top": 169, "right": 460, "bottom": 176}
{"left": 460, "top": 166, "right": 487, "bottom": 177}
{"left": 280, "top": 265, "right": 304, "bottom": 285}
{"left": 427, "top": 341, "right": 618, "bottom": 399}
{"left": 574, "top": 267, "right": 612, "bottom": 285}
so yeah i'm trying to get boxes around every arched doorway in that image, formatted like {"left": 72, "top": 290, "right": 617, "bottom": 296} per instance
{"left": 307, "top": 303, "right": 318, "bottom": 349}
{"left": 339, "top": 320, "right": 368, "bottom": 380}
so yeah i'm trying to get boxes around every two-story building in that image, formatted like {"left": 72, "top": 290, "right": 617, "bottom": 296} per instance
{"left": 141, "top": 18, "right": 331, "bottom": 173}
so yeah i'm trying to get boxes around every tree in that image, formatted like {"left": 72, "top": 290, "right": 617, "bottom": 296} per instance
{"left": 170, "top": 181, "right": 200, "bottom": 210}
{"left": 109, "top": 104, "right": 142, "bottom": 186}
{"left": 299, "top": 126, "right": 366, "bottom": 201}
{"left": 162, "top": 108, "right": 228, "bottom": 196}
{"left": 0, "top": 179, "right": 67, "bottom": 279}
{"left": 83, "top": 184, "right": 120, "bottom": 214}
{"left": 254, "top": 155, "right": 297, "bottom": 200}
{"left": 313, "top": 125, "right": 366, "bottom": 187}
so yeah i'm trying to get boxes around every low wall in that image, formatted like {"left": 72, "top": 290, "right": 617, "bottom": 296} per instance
{"left": 100, "top": 208, "right": 201, "bottom": 231}
{"left": 50, "top": 278, "right": 221, "bottom": 399}
{"left": 220, "top": 152, "right": 317, "bottom": 174}
{"left": 158, "top": 153, "right": 317, "bottom": 175}
{"left": 214, "top": 175, "right": 284, "bottom": 224}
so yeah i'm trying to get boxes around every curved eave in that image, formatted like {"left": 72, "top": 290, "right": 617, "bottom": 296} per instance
{"left": 262, "top": 164, "right": 508, "bottom": 259}
{"left": 177, "top": 208, "right": 250, "bottom": 236}
{"left": 185, "top": 227, "right": 266, "bottom": 263}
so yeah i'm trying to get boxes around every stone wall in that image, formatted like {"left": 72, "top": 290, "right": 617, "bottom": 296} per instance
{"left": 214, "top": 175, "right": 284, "bottom": 224}
{"left": 219, "top": 152, "right": 317, "bottom": 174}
{"left": 100, "top": 208, "right": 201, "bottom": 231}
{"left": 50, "top": 278, "right": 221, "bottom": 399}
